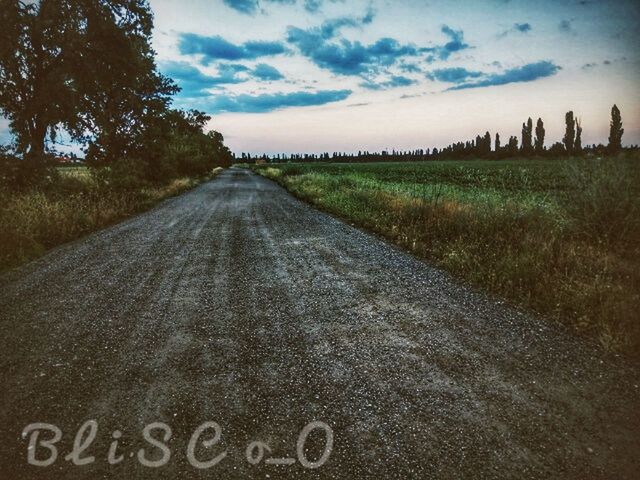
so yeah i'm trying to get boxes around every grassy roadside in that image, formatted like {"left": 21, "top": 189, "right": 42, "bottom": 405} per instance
{"left": 251, "top": 157, "right": 640, "bottom": 356}
{"left": 0, "top": 166, "right": 223, "bottom": 271}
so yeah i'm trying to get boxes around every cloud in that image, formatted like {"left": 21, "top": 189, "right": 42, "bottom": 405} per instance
{"left": 384, "top": 75, "right": 417, "bottom": 88}
{"left": 448, "top": 61, "right": 560, "bottom": 90}
{"left": 224, "top": 0, "right": 347, "bottom": 15}
{"left": 426, "top": 67, "right": 483, "bottom": 83}
{"left": 315, "top": 10, "right": 377, "bottom": 39}
{"left": 287, "top": 23, "right": 418, "bottom": 75}
{"left": 499, "top": 22, "right": 532, "bottom": 37}
{"left": 559, "top": 19, "right": 573, "bottom": 33}
{"left": 319, "top": 16, "right": 359, "bottom": 38}
{"left": 303, "top": 0, "right": 344, "bottom": 13}
{"left": 286, "top": 20, "right": 465, "bottom": 80}
{"left": 162, "top": 61, "right": 217, "bottom": 86}
{"left": 361, "top": 75, "right": 416, "bottom": 90}
{"left": 243, "top": 40, "right": 287, "bottom": 57}
{"left": 161, "top": 61, "right": 247, "bottom": 97}
{"left": 514, "top": 23, "right": 532, "bottom": 33}
{"left": 399, "top": 62, "right": 422, "bottom": 73}
{"left": 201, "top": 89, "right": 352, "bottom": 113}
{"left": 226, "top": 0, "right": 343, "bottom": 14}
{"left": 178, "top": 33, "right": 286, "bottom": 63}
{"left": 222, "top": 0, "right": 258, "bottom": 15}
{"left": 424, "top": 25, "right": 469, "bottom": 60}
{"left": 362, "top": 6, "right": 375, "bottom": 24}
{"left": 163, "top": 61, "right": 287, "bottom": 98}
{"left": 602, "top": 57, "right": 627, "bottom": 65}
{"left": 304, "top": 0, "right": 322, "bottom": 12}
{"left": 252, "top": 63, "right": 285, "bottom": 80}
{"left": 207, "top": 63, "right": 252, "bottom": 85}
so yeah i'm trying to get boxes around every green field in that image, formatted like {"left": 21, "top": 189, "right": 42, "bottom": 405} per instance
{"left": 252, "top": 156, "right": 640, "bottom": 356}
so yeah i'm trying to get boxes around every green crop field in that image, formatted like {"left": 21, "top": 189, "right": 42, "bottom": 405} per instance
{"left": 252, "top": 155, "right": 640, "bottom": 356}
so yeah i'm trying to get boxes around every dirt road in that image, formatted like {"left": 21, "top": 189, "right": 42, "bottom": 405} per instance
{"left": 1, "top": 168, "right": 638, "bottom": 479}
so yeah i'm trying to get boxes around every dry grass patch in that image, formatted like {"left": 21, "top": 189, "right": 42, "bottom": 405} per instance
{"left": 0, "top": 166, "right": 223, "bottom": 271}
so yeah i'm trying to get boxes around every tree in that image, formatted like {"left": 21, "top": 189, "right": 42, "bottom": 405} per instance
{"left": 0, "top": 0, "right": 80, "bottom": 162}
{"left": 548, "top": 142, "right": 565, "bottom": 156}
{"left": 72, "top": 1, "right": 177, "bottom": 165}
{"left": 0, "top": 0, "right": 175, "bottom": 167}
{"left": 483, "top": 131, "right": 492, "bottom": 156}
{"left": 495, "top": 132, "right": 501, "bottom": 153}
{"left": 508, "top": 136, "right": 518, "bottom": 155}
{"left": 563, "top": 111, "right": 575, "bottom": 154}
{"left": 149, "top": 109, "right": 231, "bottom": 178}
{"left": 608, "top": 104, "right": 624, "bottom": 154}
{"left": 574, "top": 118, "right": 582, "bottom": 152}
{"left": 521, "top": 117, "right": 533, "bottom": 154}
{"left": 534, "top": 118, "right": 545, "bottom": 153}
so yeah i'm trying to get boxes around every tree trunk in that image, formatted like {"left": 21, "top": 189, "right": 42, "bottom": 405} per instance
{"left": 26, "top": 119, "right": 47, "bottom": 163}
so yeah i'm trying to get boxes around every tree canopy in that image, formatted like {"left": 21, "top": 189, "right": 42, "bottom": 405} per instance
{"left": 0, "top": 0, "right": 231, "bottom": 182}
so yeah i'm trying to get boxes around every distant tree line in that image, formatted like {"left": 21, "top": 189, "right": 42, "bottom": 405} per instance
{"left": 243, "top": 105, "right": 632, "bottom": 164}
{"left": 0, "top": 0, "right": 232, "bottom": 187}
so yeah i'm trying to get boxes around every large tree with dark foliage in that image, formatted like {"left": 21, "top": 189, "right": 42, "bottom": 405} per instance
{"left": 0, "top": 0, "right": 176, "bottom": 166}
{"left": 563, "top": 111, "right": 575, "bottom": 154}
{"left": 0, "top": 0, "right": 78, "bottom": 161}
{"left": 608, "top": 104, "right": 624, "bottom": 154}
{"left": 78, "top": 1, "right": 177, "bottom": 166}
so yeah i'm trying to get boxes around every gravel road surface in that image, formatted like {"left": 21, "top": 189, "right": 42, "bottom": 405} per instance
{"left": 1, "top": 167, "right": 638, "bottom": 479}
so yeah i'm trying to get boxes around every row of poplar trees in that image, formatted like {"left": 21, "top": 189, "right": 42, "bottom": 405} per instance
{"left": 253, "top": 105, "right": 627, "bottom": 164}
{"left": 441, "top": 104, "right": 625, "bottom": 160}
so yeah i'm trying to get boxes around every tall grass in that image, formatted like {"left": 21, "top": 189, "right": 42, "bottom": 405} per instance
{"left": 254, "top": 156, "right": 640, "bottom": 356}
{"left": 0, "top": 167, "right": 223, "bottom": 270}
